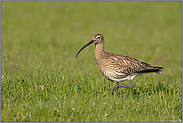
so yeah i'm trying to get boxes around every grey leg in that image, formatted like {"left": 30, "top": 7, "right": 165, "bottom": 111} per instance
{"left": 112, "top": 83, "right": 119, "bottom": 95}
{"left": 112, "top": 80, "right": 135, "bottom": 95}
{"left": 119, "top": 79, "right": 135, "bottom": 88}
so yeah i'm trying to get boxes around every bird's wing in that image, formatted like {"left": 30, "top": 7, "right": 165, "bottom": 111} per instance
{"left": 106, "top": 53, "right": 158, "bottom": 74}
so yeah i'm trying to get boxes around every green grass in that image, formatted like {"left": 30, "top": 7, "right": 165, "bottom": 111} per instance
{"left": 1, "top": 1, "right": 182, "bottom": 122}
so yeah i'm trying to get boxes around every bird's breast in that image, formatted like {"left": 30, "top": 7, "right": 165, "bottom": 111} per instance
{"left": 95, "top": 58, "right": 128, "bottom": 82}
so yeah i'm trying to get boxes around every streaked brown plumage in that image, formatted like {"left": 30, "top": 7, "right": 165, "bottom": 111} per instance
{"left": 76, "top": 34, "right": 163, "bottom": 95}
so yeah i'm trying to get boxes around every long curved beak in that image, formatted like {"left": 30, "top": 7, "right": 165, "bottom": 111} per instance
{"left": 76, "top": 40, "right": 94, "bottom": 57}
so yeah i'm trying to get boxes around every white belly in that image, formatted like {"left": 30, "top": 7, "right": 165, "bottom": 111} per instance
{"left": 104, "top": 69, "right": 141, "bottom": 83}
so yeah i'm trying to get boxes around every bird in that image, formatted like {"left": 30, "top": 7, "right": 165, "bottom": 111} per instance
{"left": 76, "top": 34, "right": 163, "bottom": 95}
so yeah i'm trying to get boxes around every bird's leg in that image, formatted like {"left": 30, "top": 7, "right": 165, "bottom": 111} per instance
{"left": 118, "top": 79, "right": 135, "bottom": 88}
{"left": 112, "top": 83, "right": 119, "bottom": 95}
{"left": 115, "top": 80, "right": 135, "bottom": 94}
{"left": 117, "top": 87, "right": 121, "bottom": 95}
{"left": 112, "top": 80, "right": 135, "bottom": 95}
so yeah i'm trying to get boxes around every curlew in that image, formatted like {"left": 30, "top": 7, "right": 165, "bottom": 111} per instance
{"left": 76, "top": 34, "right": 163, "bottom": 95}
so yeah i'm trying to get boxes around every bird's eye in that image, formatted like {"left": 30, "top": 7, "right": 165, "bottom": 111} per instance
{"left": 97, "top": 37, "right": 100, "bottom": 39}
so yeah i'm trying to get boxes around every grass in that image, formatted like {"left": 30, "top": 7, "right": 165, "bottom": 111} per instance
{"left": 1, "top": 1, "right": 182, "bottom": 122}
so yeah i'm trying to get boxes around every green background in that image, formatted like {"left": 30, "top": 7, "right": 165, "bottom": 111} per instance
{"left": 1, "top": 1, "right": 182, "bottom": 122}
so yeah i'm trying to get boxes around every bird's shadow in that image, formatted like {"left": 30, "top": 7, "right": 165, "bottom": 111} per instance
{"left": 117, "top": 81, "right": 177, "bottom": 98}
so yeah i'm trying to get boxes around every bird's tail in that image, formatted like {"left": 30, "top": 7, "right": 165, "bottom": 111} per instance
{"left": 152, "top": 66, "right": 163, "bottom": 74}
{"left": 137, "top": 66, "right": 163, "bottom": 74}
{"left": 153, "top": 66, "right": 163, "bottom": 69}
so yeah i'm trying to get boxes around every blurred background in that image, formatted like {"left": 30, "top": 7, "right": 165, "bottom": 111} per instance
{"left": 1, "top": 1, "right": 182, "bottom": 122}
{"left": 2, "top": 1, "right": 181, "bottom": 74}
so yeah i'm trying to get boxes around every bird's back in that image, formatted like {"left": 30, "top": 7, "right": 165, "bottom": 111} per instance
{"left": 95, "top": 52, "right": 163, "bottom": 82}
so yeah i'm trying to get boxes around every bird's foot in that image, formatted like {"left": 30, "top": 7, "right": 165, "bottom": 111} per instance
{"left": 112, "top": 84, "right": 119, "bottom": 95}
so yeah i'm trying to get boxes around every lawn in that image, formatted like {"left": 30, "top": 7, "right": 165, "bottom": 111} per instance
{"left": 1, "top": 1, "right": 182, "bottom": 122}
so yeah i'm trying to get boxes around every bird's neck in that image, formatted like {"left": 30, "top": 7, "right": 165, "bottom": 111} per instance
{"left": 95, "top": 42, "right": 105, "bottom": 61}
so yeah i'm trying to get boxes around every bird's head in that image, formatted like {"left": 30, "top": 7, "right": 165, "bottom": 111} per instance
{"left": 76, "top": 34, "right": 104, "bottom": 57}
